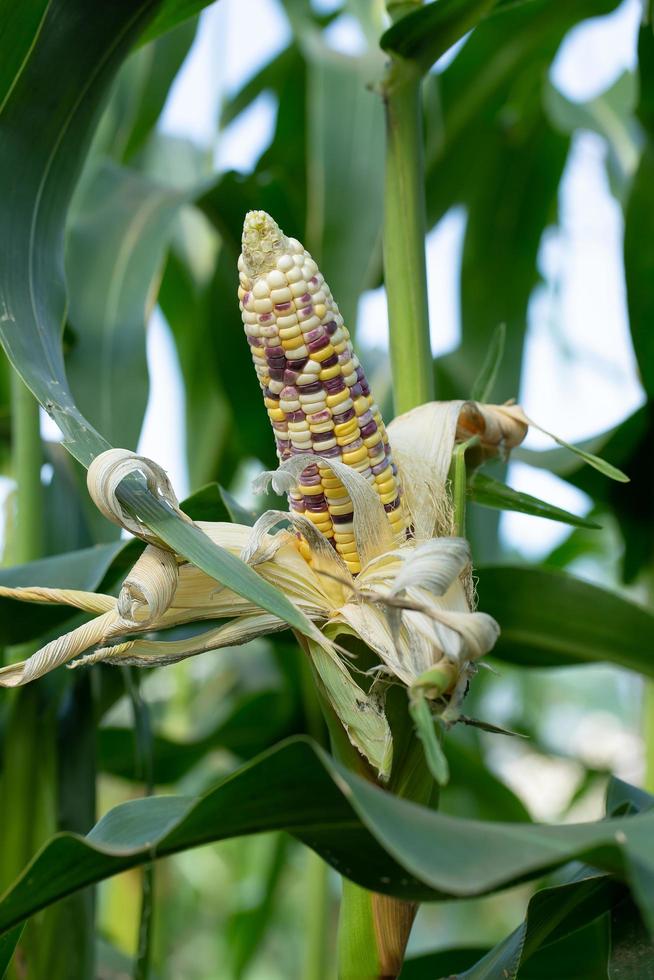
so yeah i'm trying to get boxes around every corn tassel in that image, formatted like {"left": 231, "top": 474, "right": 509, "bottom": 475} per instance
{"left": 239, "top": 211, "right": 407, "bottom": 574}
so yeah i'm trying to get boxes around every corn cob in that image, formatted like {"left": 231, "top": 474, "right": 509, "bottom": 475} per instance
{"left": 238, "top": 211, "right": 407, "bottom": 575}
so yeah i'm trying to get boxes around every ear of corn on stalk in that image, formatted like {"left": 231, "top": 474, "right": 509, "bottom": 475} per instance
{"left": 238, "top": 211, "right": 407, "bottom": 575}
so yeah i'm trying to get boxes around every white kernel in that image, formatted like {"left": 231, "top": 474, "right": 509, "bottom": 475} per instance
{"left": 286, "top": 266, "right": 302, "bottom": 283}
{"left": 311, "top": 288, "right": 326, "bottom": 303}
{"left": 242, "top": 312, "right": 258, "bottom": 325}
{"left": 277, "top": 313, "right": 299, "bottom": 329}
{"left": 268, "top": 379, "right": 284, "bottom": 394}
{"left": 300, "top": 316, "right": 320, "bottom": 332}
{"left": 286, "top": 346, "right": 309, "bottom": 360}
{"left": 343, "top": 371, "right": 357, "bottom": 385}
{"left": 291, "top": 280, "right": 308, "bottom": 298}
{"left": 299, "top": 390, "right": 326, "bottom": 405}
{"left": 260, "top": 325, "right": 278, "bottom": 338}
{"left": 266, "top": 269, "right": 286, "bottom": 288}
{"left": 253, "top": 279, "right": 270, "bottom": 299}
{"left": 293, "top": 254, "right": 304, "bottom": 266}
{"left": 303, "top": 359, "right": 321, "bottom": 374}
{"left": 244, "top": 324, "right": 259, "bottom": 337}
{"left": 315, "top": 438, "right": 337, "bottom": 450}
{"left": 254, "top": 298, "right": 273, "bottom": 314}
{"left": 277, "top": 254, "right": 294, "bottom": 272}
{"left": 288, "top": 420, "right": 309, "bottom": 432}
{"left": 280, "top": 399, "right": 301, "bottom": 412}
{"left": 291, "top": 433, "right": 312, "bottom": 446}
{"left": 287, "top": 237, "right": 301, "bottom": 252}
{"left": 296, "top": 373, "right": 317, "bottom": 385}
{"left": 271, "top": 287, "right": 292, "bottom": 304}
{"left": 238, "top": 255, "right": 245, "bottom": 272}
{"left": 304, "top": 257, "right": 318, "bottom": 276}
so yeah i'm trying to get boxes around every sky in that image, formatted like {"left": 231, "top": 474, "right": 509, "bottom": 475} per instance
{"left": 139, "top": 0, "right": 646, "bottom": 559}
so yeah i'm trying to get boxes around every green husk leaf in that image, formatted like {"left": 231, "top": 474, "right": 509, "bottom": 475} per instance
{"left": 470, "top": 323, "right": 506, "bottom": 403}
{"left": 468, "top": 472, "right": 601, "bottom": 529}
{"left": 409, "top": 694, "right": 449, "bottom": 787}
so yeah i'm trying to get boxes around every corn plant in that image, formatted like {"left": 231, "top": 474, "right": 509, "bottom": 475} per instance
{"left": 0, "top": 1, "right": 653, "bottom": 978}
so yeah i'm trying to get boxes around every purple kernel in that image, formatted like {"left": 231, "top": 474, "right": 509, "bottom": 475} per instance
{"left": 266, "top": 345, "right": 284, "bottom": 358}
{"left": 302, "top": 464, "right": 319, "bottom": 477}
{"left": 360, "top": 420, "right": 378, "bottom": 438}
{"left": 242, "top": 292, "right": 251, "bottom": 305}
{"left": 283, "top": 370, "right": 299, "bottom": 385}
{"left": 297, "top": 380, "right": 322, "bottom": 393}
{"left": 275, "top": 302, "right": 292, "bottom": 311}
{"left": 267, "top": 356, "right": 286, "bottom": 369}
{"left": 290, "top": 499, "right": 306, "bottom": 512}
{"left": 286, "top": 410, "right": 305, "bottom": 422}
{"left": 264, "top": 387, "right": 279, "bottom": 400}
{"left": 307, "top": 409, "right": 331, "bottom": 424}
{"left": 307, "top": 336, "right": 330, "bottom": 353}
{"left": 293, "top": 357, "right": 309, "bottom": 371}
{"left": 349, "top": 382, "right": 363, "bottom": 398}
{"left": 317, "top": 445, "right": 341, "bottom": 458}
{"left": 247, "top": 335, "right": 260, "bottom": 347}
{"left": 332, "top": 512, "right": 354, "bottom": 524}
{"left": 356, "top": 366, "right": 365, "bottom": 380}
{"left": 309, "top": 276, "right": 319, "bottom": 286}
{"left": 338, "top": 351, "right": 351, "bottom": 364}
{"left": 321, "top": 353, "right": 339, "bottom": 369}
{"left": 304, "top": 327, "right": 325, "bottom": 344}
{"left": 360, "top": 382, "right": 370, "bottom": 396}
{"left": 272, "top": 421, "right": 288, "bottom": 432}
{"left": 323, "top": 377, "right": 345, "bottom": 394}
{"left": 299, "top": 293, "right": 311, "bottom": 304}
{"left": 344, "top": 437, "right": 363, "bottom": 451}
{"left": 269, "top": 368, "right": 284, "bottom": 381}
{"left": 325, "top": 321, "right": 338, "bottom": 335}
{"left": 332, "top": 407, "right": 355, "bottom": 424}
{"left": 313, "top": 430, "right": 335, "bottom": 443}
{"left": 281, "top": 385, "right": 298, "bottom": 399}
{"left": 384, "top": 497, "right": 402, "bottom": 513}
{"left": 300, "top": 305, "right": 313, "bottom": 318}
{"left": 259, "top": 313, "right": 273, "bottom": 323}
{"left": 371, "top": 460, "right": 389, "bottom": 475}
{"left": 357, "top": 410, "right": 373, "bottom": 426}
{"left": 305, "top": 496, "right": 327, "bottom": 511}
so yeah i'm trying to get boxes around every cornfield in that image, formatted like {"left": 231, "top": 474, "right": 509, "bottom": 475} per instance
{"left": 0, "top": 1, "right": 653, "bottom": 978}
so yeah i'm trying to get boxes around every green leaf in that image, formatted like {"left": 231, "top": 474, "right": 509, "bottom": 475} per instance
{"left": 528, "top": 422, "right": 629, "bottom": 484}
{"left": 65, "top": 162, "right": 188, "bottom": 451}
{"left": 400, "top": 947, "right": 490, "bottom": 979}
{"left": 476, "top": 565, "right": 654, "bottom": 676}
{"left": 3, "top": 739, "right": 654, "bottom": 938}
{"left": 380, "top": 0, "right": 498, "bottom": 75}
{"left": 409, "top": 694, "right": 449, "bottom": 786}
{"left": 470, "top": 323, "right": 506, "bottom": 402}
{"left": 0, "top": 925, "right": 23, "bottom": 979}
{"left": 461, "top": 872, "right": 619, "bottom": 980}
{"left": 0, "top": 0, "right": 161, "bottom": 466}
{"left": 305, "top": 42, "right": 385, "bottom": 328}
{"left": 625, "top": 28, "right": 654, "bottom": 398}
{"left": 468, "top": 472, "right": 601, "bottom": 529}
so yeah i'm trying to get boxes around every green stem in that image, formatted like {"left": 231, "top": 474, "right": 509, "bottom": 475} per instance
{"left": 304, "top": 852, "right": 331, "bottom": 980}
{"left": 298, "top": 646, "right": 333, "bottom": 980}
{"left": 383, "top": 61, "right": 434, "bottom": 415}
{"left": 645, "top": 681, "right": 654, "bottom": 794}
{"left": 8, "top": 373, "right": 43, "bottom": 563}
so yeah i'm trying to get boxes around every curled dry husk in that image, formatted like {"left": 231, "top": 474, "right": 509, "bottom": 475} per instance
{"left": 0, "top": 401, "right": 527, "bottom": 778}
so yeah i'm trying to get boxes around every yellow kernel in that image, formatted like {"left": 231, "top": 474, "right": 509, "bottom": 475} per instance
{"left": 336, "top": 539, "right": 358, "bottom": 556}
{"left": 326, "top": 390, "right": 349, "bottom": 408}
{"left": 333, "top": 340, "right": 347, "bottom": 354}
{"left": 353, "top": 397, "right": 369, "bottom": 416}
{"left": 279, "top": 325, "right": 301, "bottom": 341}
{"left": 342, "top": 446, "right": 368, "bottom": 465}
{"left": 299, "top": 483, "right": 325, "bottom": 495}
{"left": 311, "top": 344, "right": 335, "bottom": 363}
{"left": 309, "top": 421, "right": 335, "bottom": 434}
{"left": 334, "top": 531, "right": 355, "bottom": 544}
{"left": 329, "top": 502, "right": 354, "bottom": 517}
{"left": 319, "top": 364, "right": 341, "bottom": 381}
{"left": 324, "top": 485, "right": 349, "bottom": 499}
{"left": 374, "top": 466, "right": 393, "bottom": 485}
{"left": 339, "top": 359, "right": 354, "bottom": 377}
{"left": 264, "top": 397, "right": 279, "bottom": 409}
{"left": 363, "top": 432, "right": 383, "bottom": 449}
{"left": 250, "top": 346, "right": 264, "bottom": 358}
{"left": 376, "top": 477, "right": 396, "bottom": 496}
{"left": 380, "top": 489, "right": 398, "bottom": 505}
{"left": 334, "top": 418, "right": 358, "bottom": 437}
{"left": 321, "top": 478, "right": 342, "bottom": 490}
{"left": 344, "top": 559, "right": 361, "bottom": 574}
{"left": 283, "top": 334, "right": 306, "bottom": 351}
{"left": 268, "top": 408, "right": 285, "bottom": 422}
